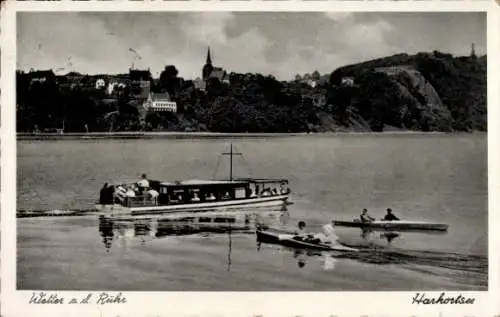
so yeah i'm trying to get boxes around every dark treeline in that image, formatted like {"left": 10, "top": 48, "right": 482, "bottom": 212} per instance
{"left": 16, "top": 51, "right": 487, "bottom": 133}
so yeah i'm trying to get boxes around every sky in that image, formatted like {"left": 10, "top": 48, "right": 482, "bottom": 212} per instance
{"left": 17, "top": 12, "right": 486, "bottom": 80}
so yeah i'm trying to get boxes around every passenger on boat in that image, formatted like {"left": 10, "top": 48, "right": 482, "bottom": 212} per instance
{"left": 383, "top": 208, "right": 400, "bottom": 221}
{"left": 125, "top": 186, "right": 136, "bottom": 198}
{"left": 116, "top": 185, "right": 127, "bottom": 196}
{"left": 261, "top": 188, "right": 271, "bottom": 196}
{"left": 107, "top": 185, "right": 116, "bottom": 203}
{"left": 192, "top": 192, "right": 200, "bottom": 202}
{"left": 147, "top": 189, "right": 159, "bottom": 205}
{"left": 206, "top": 193, "right": 216, "bottom": 201}
{"left": 223, "top": 192, "right": 231, "bottom": 200}
{"left": 250, "top": 189, "right": 257, "bottom": 198}
{"left": 99, "top": 183, "right": 111, "bottom": 204}
{"left": 137, "top": 174, "right": 150, "bottom": 192}
{"left": 360, "top": 209, "right": 375, "bottom": 222}
{"left": 114, "top": 185, "right": 128, "bottom": 203}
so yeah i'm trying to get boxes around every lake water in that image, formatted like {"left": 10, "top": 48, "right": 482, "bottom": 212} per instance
{"left": 17, "top": 134, "right": 488, "bottom": 290}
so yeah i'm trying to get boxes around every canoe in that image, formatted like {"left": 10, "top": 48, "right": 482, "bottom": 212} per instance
{"left": 256, "top": 230, "right": 358, "bottom": 252}
{"left": 333, "top": 220, "right": 448, "bottom": 232}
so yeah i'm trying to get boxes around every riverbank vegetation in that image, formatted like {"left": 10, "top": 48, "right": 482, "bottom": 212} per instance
{"left": 16, "top": 51, "right": 486, "bottom": 133}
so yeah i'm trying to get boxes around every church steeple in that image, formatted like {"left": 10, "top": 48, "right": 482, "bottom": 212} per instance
{"left": 206, "top": 47, "right": 212, "bottom": 65}
{"left": 202, "top": 46, "right": 214, "bottom": 80}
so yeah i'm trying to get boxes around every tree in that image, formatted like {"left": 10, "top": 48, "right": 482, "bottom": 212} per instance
{"left": 159, "top": 65, "right": 180, "bottom": 96}
{"left": 311, "top": 70, "right": 321, "bottom": 81}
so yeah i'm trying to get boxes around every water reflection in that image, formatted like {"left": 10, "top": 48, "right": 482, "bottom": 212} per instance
{"left": 359, "top": 227, "right": 447, "bottom": 245}
{"left": 323, "top": 254, "right": 337, "bottom": 270}
{"left": 96, "top": 209, "right": 485, "bottom": 279}
{"left": 98, "top": 216, "right": 114, "bottom": 252}
{"left": 97, "top": 208, "right": 287, "bottom": 252}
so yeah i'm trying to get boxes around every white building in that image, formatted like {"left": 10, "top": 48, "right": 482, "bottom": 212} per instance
{"left": 144, "top": 92, "right": 177, "bottom": 113}
{"left": 95, "top": 78, "right": 106, "bottom": 89}
{"left": 193, "top": 77, "right": 206, "bottom": 91}
{"left": 341, "top": 77, "right": 355, "bottom": 87}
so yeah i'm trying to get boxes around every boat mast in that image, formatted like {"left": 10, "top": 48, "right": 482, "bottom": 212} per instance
{"left": 222, "top": 143, "right": 242, "bottom": 181}
{"left": 230, "top": 144, "right": 233, "bottom": 181}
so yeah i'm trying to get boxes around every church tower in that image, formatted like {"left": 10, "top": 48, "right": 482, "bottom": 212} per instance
{"left": 470, "top": 43, "right": 477, "bottom": 59}
{"left": 206, "top": 47, "right": 212, "bottom": 65}
{"left": 202, "top": 47, "right": 214, "bottom": 80}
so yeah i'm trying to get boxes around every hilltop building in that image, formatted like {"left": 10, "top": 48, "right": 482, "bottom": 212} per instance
{"left": 27, "top": 70, "right": 56, "bottom": 84}
{"left": 200, "top": 47, "right": 229, "bottom": 85}
{"left": 471, "top": 43, "right": 477, "bottom": 59}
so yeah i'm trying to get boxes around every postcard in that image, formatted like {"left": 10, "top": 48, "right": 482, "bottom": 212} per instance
{"left": 1, "top": 1, "right": 499, "bottom": 317}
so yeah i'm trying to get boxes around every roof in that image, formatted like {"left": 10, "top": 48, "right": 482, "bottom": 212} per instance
{"left": 209, "top": 68, "right": 227, "bottom": 81}
{"left": 29, "top": 70, "right": 56, "bottom": 78}
{"left": 150, "top": 92, "right": 172, "bottom": 101}
{"left": 160, "top": 179, "right": 248, "bottom": 187}
{"left": 232, "top": 178, "right": 289, "bottom": 184}
{"left": 129, "top": 69, "right": 151, "bottom": 81}
{"left": 135, "top": 84, "right": 151, "bottom": 99}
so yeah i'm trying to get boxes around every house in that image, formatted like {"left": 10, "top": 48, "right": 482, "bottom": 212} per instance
{"left": 306, "top": 79, "right": 317, "bottom": 88}
{"left": 208, "top": 67, "right": 228, "bottom": 82}
{"left": 341, "top": 77, "right": 355, "bottom": 87}
{"left": 28, "top": 70, "right": 56, "bottom": 84}
{"left": 95, "top": 78, "right": 106, "bottom": 89}
{"left": 144, "top": 92, "right": 177, "bottom": 113}
{"left": 193, "top": 77, "right": 206, "bottom": 91}
{"left": 129, "top": 68, "right": 152, "bottom": 82}
{"left": 106, "top": 79, "right": 128, "bottom": 95}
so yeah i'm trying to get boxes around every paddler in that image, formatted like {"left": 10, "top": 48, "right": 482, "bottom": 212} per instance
{"left": 294, "top": 222, "right": 341, "bottom": 246}
{"left": 360, "top": 208, "right": 375, "bottom": 222}
{"left": 295, "top": 221, "right": 307, "bottom": 235}
{"left": 293, "top": 221, "right": 316, "bottom": 242}
{"left": 383, "top": 208, "right": 400, "bottom": 221}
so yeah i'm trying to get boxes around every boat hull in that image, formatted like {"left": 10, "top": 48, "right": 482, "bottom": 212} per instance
{"left": 256, "top": 230, "right": 358, "bottom": 252}
{"left": 333, "top": 220, "right": 449, "bottom": 232}
{"left": 96, "top": 195, "right": 288, "bottom": 216}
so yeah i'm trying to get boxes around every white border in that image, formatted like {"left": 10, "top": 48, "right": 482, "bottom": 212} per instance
{"left": 2, "top": 2, "right": 499, "bottom": 317}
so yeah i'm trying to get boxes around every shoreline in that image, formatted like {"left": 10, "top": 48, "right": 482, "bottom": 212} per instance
{"left": 16, "top": 130, "right": 483, "bottom": 141}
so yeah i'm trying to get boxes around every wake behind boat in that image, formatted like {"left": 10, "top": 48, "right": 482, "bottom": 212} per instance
{"left": 96, "top": 144, "right": 291, "bottom": 216}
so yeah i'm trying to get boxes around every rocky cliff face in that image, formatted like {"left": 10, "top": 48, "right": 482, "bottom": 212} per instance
{"left": 375, "top": 66, "right": 453, "bottom": 131}
{"left": 325, "top": 52, "right": 486, "bottom": 132}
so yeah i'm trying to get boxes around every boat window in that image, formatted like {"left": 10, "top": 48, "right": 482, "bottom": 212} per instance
{"left": 205, "top": 192, "right": 216, "bottom": 201}
{"left": 235, "top": 188, "right": 246, "bottom": 199}
{"left": 160, "top": 187, "right": 168, "bottom": 194}
{"left": 170, "top": 189, "right": 185, "bottom": 202}
{"left": 189, "top": 189, "right": 201, "bottom": 202}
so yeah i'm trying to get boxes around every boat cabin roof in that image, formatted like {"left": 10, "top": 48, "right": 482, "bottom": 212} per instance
{"left": 231, "top": 178, "right": 289, "bottom": 184}
{"left": 109, "top": 177, "right": 288, "bottom": 188}
{"left": 160, "top": 179, "right": 249, "bottom": 187}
